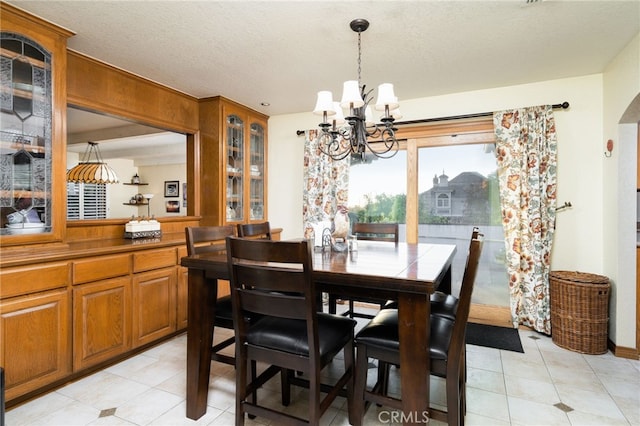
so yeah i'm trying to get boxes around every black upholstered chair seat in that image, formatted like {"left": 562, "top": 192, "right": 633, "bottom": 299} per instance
{"left": 355, "top": 308, "right": 453, "bottom": 361}
{"left": 383, "top": 291, "right": 459, "bottom": 321}
{"left": 213, "top": 295, "right": 234, "bottom": 329}
{"left": 247, "top": 314, "right": 355, "bottom": 362}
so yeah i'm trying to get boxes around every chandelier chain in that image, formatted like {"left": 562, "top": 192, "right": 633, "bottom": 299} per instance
{"left": 357, "top": 31, "right": 362, "bottom": 88}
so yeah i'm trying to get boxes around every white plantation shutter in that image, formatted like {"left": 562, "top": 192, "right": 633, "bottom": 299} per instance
{"left": 67, "top": 182, "right": 107, "bottom": 219}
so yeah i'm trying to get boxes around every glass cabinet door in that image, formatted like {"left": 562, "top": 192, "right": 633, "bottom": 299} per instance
{"left": 249, "top": 122, "right": 265, "bottom": 221}
{"left": 0, "top": 33, "right": 52, "bottom": 236}
{"left": 226, "top": 114, "right": 244, "bottom": 222}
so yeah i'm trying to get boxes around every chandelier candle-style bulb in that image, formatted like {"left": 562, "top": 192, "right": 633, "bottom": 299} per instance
{"left": 390, "top": 106, "right": 403, "bottom": 120}
{"left": 332, "top": 102, "right": 346, "bottom": 126}
{"left": 375, "top": 83, "right": 399, "bottom": 111}
{"left": 340, "top": 80, "right": 364, "bottom": 109}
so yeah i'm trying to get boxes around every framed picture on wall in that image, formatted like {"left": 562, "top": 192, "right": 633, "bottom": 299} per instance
{"left": 166, "top": 200, "right": 180, "bottom": 213}
{"left": 164, "top": 180, "right": 179, "bottom": 197}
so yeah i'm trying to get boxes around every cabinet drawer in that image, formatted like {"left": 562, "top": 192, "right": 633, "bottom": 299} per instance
{"left": 73, "top": 254, "right": 131, "bottom": 284}
{"left": 133, "top": 247, "right": 177, "bottom": 273}
{"left": 0, "top": 262, "right": 69, "bottom": 299}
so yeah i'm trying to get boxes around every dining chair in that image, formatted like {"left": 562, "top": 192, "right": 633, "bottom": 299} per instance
{"left": 185, "top": 225, "right": 238, "bottom": 366}
{"left": 236, "top": 221, "right": 272, "bottom": 240}
{"left": 226, "top": 237, "right": 356, "bottom": 425}
{"left": 352, "top": 233, "right": 484, "bottom": 426}
{"left": 382, "top": 226, "right": 480, "bottom": 320}
{"left": 328, "top": 222, "right": 399, "bottom": 319}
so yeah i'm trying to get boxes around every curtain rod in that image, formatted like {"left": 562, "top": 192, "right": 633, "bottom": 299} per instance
{"left": 295, "top": 101, "right": 570, "bottom": 136}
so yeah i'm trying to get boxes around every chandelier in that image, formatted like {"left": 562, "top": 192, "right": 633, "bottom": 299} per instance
{"left": 313, "top": 19, "right": 401, "bottom": 161}
{"left": 67, "top": 141, "right": 119, "bottom": 184}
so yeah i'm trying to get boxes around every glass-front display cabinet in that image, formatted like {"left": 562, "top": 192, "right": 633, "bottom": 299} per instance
{"left": 222, "top": 103, "right": 267, "bottom": 225}
{"left": 0, "top": 33, "right": 52, "bottom": 236}
{"left": 0, "top": 8, "right": 71, "bottom": 244}
{"left": 198, "top": 96, "right": 268, "bottom": 227}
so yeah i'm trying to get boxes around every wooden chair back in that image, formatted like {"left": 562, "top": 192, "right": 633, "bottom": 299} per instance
{"left": 185, "top": 225, "right": 235, "bottom": 255}
{"left": 227, "top": 237, "right": 316, "bottom": 324}
{"left": 237, "top": 221, "right": 272, "bottom": 240}
{"left": 447, "top": 233, "right": 483, "bottom": 370}
{"left": 353, "top": 222, "right": 399, "bottom": 244}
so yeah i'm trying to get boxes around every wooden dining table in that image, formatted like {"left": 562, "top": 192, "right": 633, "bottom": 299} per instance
{"left": 181, "top": 240, "right": 457, "bottom": 425}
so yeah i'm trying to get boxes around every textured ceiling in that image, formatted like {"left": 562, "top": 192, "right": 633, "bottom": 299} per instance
{"left": 7, "top": 0, "right": 640, "bottom": 117}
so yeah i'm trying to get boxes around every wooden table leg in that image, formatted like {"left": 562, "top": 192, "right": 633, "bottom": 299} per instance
{"left": 186, "top": 270, "right": 217, "bottom": 420}
{"left": 398, "top": 292, "right": 430, "bottom": 425}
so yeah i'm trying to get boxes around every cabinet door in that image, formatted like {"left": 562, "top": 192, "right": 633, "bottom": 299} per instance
{"left": 225, "top": 113, "right": 245, "bottom": 222}
{"left": 177, "top": 265, "right": 189, "bottom": 330}
{"left": 0, "top": 289, "right": 71, "bottom": 401}
{"left": 132, "top": 268, "right": 177, "bottom": 347}
{"left": 0, "top": 5, "right": 71, "bottom": 245}
{"left": 248, "top": 119, "right": 266, "bottom": 222}
{"left": 176, "top": 246, "right": 188, "bottom": 330}
{"left": 73, "top": 277, "right": 131, "bottom": 371}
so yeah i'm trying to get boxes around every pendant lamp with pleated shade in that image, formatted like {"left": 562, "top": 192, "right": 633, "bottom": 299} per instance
{"left": 67, "top": 142, "right": 119, "bottom": 184}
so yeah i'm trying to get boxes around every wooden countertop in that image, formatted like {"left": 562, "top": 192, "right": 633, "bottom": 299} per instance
{"left": 0, "top": 232, "right": 187, "bottom": 268}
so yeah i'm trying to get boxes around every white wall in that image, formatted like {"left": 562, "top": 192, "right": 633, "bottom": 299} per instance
{"left": 138, "top": 164, "right": 187, "bottom": 217}
{"left": 268, "top": 73, "right": 640, "bottom": 346}
{"left": 603, "top": 33, "right": 640, "bottom": 349}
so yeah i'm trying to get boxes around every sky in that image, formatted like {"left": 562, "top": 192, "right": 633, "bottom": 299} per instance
{"left": 348, "top": 143, "right": 498, "bottom": 207}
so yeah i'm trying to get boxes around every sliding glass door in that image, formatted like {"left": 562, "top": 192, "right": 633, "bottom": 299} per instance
{"left": 347, "top": 118, "right": 510, "bottom": 320}
{"left": 417, "top": 143, "right": 508, "bottom": 308}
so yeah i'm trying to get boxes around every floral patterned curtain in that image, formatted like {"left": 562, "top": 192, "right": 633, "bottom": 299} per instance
{"left": 302, "top": 130, "right": 350, "bottom": 243}
{"left": 493, "top": 105, "right": 557, "bottom": 334}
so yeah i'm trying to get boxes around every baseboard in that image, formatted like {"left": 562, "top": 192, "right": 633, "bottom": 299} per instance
{"left": 468, "top": 304, "right": 512, "bottom": 327}
{"left": 607, "top": 338, "right": 639, "bottom": 360}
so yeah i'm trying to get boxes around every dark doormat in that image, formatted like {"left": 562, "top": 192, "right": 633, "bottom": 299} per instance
{"left": 466, "top": 322, "right": 524, "bottom": 353}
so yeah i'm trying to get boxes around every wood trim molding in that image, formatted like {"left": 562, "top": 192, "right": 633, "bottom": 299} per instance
{"left": 608, "top": 338, "right": 640, "bottom": 360}
{"left": 66, "top": 50, "right": 199, "bottom": 133}
{"left": 1, "top": 2, "right": 75, "bottom": 39}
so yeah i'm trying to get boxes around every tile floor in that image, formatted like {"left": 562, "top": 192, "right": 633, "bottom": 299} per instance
{"left": 5, "top": 305, "right": 640, "bottom": 426}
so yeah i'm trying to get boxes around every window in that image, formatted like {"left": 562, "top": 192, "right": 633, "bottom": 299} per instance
{"left": 347, "top": 119, "right": 510, "bottom": 311}
{"left": 347, "top": 150, "right": 407, "bottom": 237}
{"left": 418, "top": 143, "right": 508, "bottom": 307}
{"left": 67, "top": 182, "right": 107, "bottom": 220}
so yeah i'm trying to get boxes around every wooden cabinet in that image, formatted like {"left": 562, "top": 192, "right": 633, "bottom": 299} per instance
{"left": 73, "top": 276, "right": 132, "bottom": 371}
{"left": 0, "top": 3, "right": 72, "bottom": 246}
{"left": 0, "top": 289, "right": 71, "bottom": 401}
{"left": 131, "top": 247, "right": 179, "bottom": 346}
{"left": 132, "top": 268, "right": 177, "bottom": 347}
{"left": 0, "top": 261, "right": 71, "bottom": 401}
{"left": 199, "top": 97, "right": 268, "bottom": 226}
{"left": 177, "top": 246, "right": 189, "bottom": 329}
